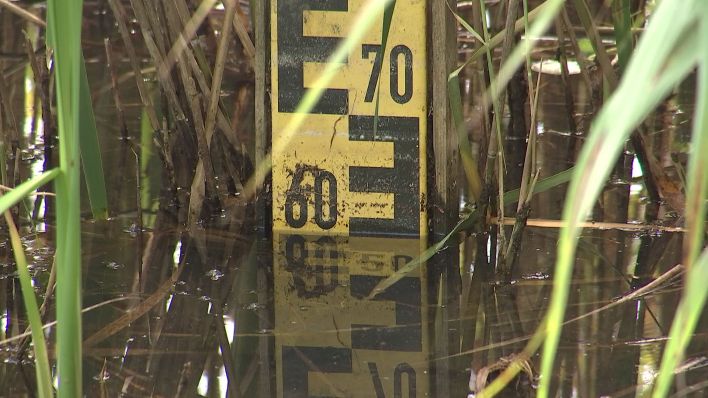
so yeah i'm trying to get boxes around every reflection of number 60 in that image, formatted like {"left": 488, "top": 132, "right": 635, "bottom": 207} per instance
{"left": 285, "top": 168, "right": 338, "bottom": 229}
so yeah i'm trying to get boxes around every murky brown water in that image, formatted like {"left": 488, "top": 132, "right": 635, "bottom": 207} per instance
{"left": 1, "top": 3, "right": 707, "bottom": 398}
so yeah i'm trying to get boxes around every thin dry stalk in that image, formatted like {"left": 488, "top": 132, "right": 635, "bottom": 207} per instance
{"left": 503, "top": 171, "right": 538, "bottom": 276}
{"left": 0, "top": 185, "right": 55, "bottom": 196}
{"left": 157, "top": 0, "right": 217, "bottom": 84}
{"left": 135, "top": 0, "right": 188, "bottom": 121}
{"left": 24, "top": 36, "right": 55, "bottom": 220}
{"left": 107, "top": 0, "right": 160, "bottom": 130}
{"left": 0, "top": 72, "right": 19, "bottom": 155}
{"left": 570, "top": 0, "right": 677, "bottom": 211}
{"left": 515, "top": 70, "right": 541, "bottom": 214}
{"left": 0, "top": 71, "right": 20, "bottom": 190}
{"left": 232, "top": 1, "right": 255, "bottom": 65}
{"left": 130, "top": 0, "right": 201, "bottom": 226}
{"left": 559, "top": 8, "right": 595, "bottom": 100}
{"left": 165, "top": 0, "right": 233, "bottom": 136}
{"left": 457, "top": 263, "right": 685, "bottom": 358}
{"left": 553, "top": 18, "right": 578, "bottom": 133}
{"left": 83, "top": 261, "right": 186, "bottom": 347}
{"left": 131, "top": 148, "right": 144, "bottom": 279}
{"left": 203, "top": 0, "right": 236, "bottom": 194}
{"left": 109, "top": 0, "right": 180, "bottom": 204}
{"left": 0, "top": 297, "right": 132, "bottom": 347}
{"left": 494, "top": 217, "right": 686, "bottom": 232}
{"left": 487, "top": 0, "right": 526, "bottom": 271}
{"left": 571, "top": 0, "right": 619, "bottom": 88}
{"left": 0, "top": 0, "right": 45, "bottom": 27}
{"left": 104, "top": 38, "right": 129, "bottom": 140}
{"left": 159, "top": 2, "right": 219, "bottom": 221}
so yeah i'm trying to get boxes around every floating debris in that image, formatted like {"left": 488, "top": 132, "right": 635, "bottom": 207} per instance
{"left": 205, "top": 269, "right": 224, "bottom": 281}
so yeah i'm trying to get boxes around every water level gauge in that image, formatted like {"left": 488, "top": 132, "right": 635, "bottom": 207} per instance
{"left": 267, "top": 1, "right": 431, "bottom": 397}
{"left": 271, "top": 0, "right": 428, "bottom": 239}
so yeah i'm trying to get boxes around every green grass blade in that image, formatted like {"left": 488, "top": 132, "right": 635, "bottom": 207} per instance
{"left": 380, "top": 2, "right": 395, "bottom": 63}
{"left": 478, "top": 0, "right": 504, "bottom": 183}
{"left": 571, "top": 0, "right": 619, "bottom": 88}
{"left": 0, "top": 170, "right": 59, "bottom": 215}
{"left": 612, "top": 0, "right": 633, "bottom": 71}
{"left": 47, "top": 0, "right": 85, "bottom": 396}
{"left": 652, "top": 250, "right": 708, "bottom": 397}
{"left": 372, "top": 0, "right": 396, "bottom": 137}
{"left": 490, "top": 0, "right": 564, "bottom": 104}
{"left": 140, "top": 106, "right": 160, "bottom": 228}
{"left": 653, "top": 9, "right": 708, "bottom": 396}
{"left": 538, "top": 0, "right": 703, "bottom": 395}
{"left": 680, "top": 7, "right": 708, "bottom": 275}
{"left": 447, "top": 73, "right": 482, "bottom": 200}
{"left": 503, "top": 167, "right": 575, "bottom": 205}
{"left": 449, "top": 6, "right": 484, "bottom": 44}
{"left": 4, "top": 212, "right": 53, "bottom": 397}
{"left": 79, "top": 54, "right": 108, "bottom": 220}
{"left": 445, "top": 1, "right": 554, "bottom": 201}
{"left": 463, "top": 1, "right": 550, "bottom": 68}
{"left": 368, "top": 167, "right": 575, "bottom": 298}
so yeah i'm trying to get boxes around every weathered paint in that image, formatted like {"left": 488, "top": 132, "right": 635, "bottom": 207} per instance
{"left": 271, "top": 0, "right": 428, "bottom": 238}
{"left": 270, "top": 0, "right": 430, "bottom": 397}
{"left": 270, "top": 1, "right": 429, "bottom": 396}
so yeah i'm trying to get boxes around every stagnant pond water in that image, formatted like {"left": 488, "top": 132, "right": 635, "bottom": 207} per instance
{"left": 1, "top": 5, "right": 707, "bottom": 398}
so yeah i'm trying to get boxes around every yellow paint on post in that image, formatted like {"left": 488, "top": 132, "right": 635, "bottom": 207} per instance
{"left": 270, "top": 1, "right": 429, "bottom": 396}
{"left": 271, "top": 0, "right": 427, "bottom": 238}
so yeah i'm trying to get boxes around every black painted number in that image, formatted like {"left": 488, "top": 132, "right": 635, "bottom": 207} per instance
{"left": 368, "top": 362, "right": 417, "bottom": 398}
{"left": 284, "top": 235, "right": 339, "bottom": 298}
{"left": 362, "top": 44, "right": 383, "bottom": 102}
{"left": 363, "top": 44, "right": 413, "bottom": 104}
{"left": 390, "top": 45, "right": 413, "bottom": 104}
{"left": 314, "top": 170, "right": 337, "bottom": 229}
{"left": 284, "top": 168, "right": 308, "bottom": 228}
{"left": 285, "top": 167, "right": 338, "bottom": 229}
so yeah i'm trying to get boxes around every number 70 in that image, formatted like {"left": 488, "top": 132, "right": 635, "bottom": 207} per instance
{"left": 362, "top": 44, "right": 414, "bottom": 104}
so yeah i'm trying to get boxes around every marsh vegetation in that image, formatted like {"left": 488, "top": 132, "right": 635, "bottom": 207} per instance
{"left": 0, "top": 0, "right": 705, "bottom": 397}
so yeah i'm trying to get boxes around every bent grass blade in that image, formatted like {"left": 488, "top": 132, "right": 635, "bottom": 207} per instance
{"left": 79, "top": 55, "right": 108, "bottom": 220}
{"left": 0, "top": 166, "right": 59, "bottom": 398}
{"left": 652, "top": 250, "right": 708, "bottom": 397}
{"left": 4, "top": 212, "right": 53, "bottom": 397}
{"left": 537, "top": 0, "right": 704, "bottom": 396}
{"left": 367, "top": 167, "right": 576, "bottom": 298}
{"left": 0, "top": 170, "right": 59, "bottom": 214}
{"left": 653, "top": 4, "right": 708, "bottom": 396}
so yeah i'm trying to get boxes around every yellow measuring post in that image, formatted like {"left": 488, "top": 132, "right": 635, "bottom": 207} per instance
{"left": 271, "top": 0, "right": 427, "bottom": 238}
{"left": 269, "top": 1, "right": 430, "bottom": 397}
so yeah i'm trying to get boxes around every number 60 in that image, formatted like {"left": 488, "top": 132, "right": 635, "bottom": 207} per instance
{"left": 285, "top": 167, "right": 338, "bottom": 229}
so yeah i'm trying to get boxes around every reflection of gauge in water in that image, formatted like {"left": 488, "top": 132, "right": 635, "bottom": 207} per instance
{"left": 272, "top": 232, "right": 428, "bottom": 398}
{"left": 266, "top": 1, "right": 431, "bottom": 396}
